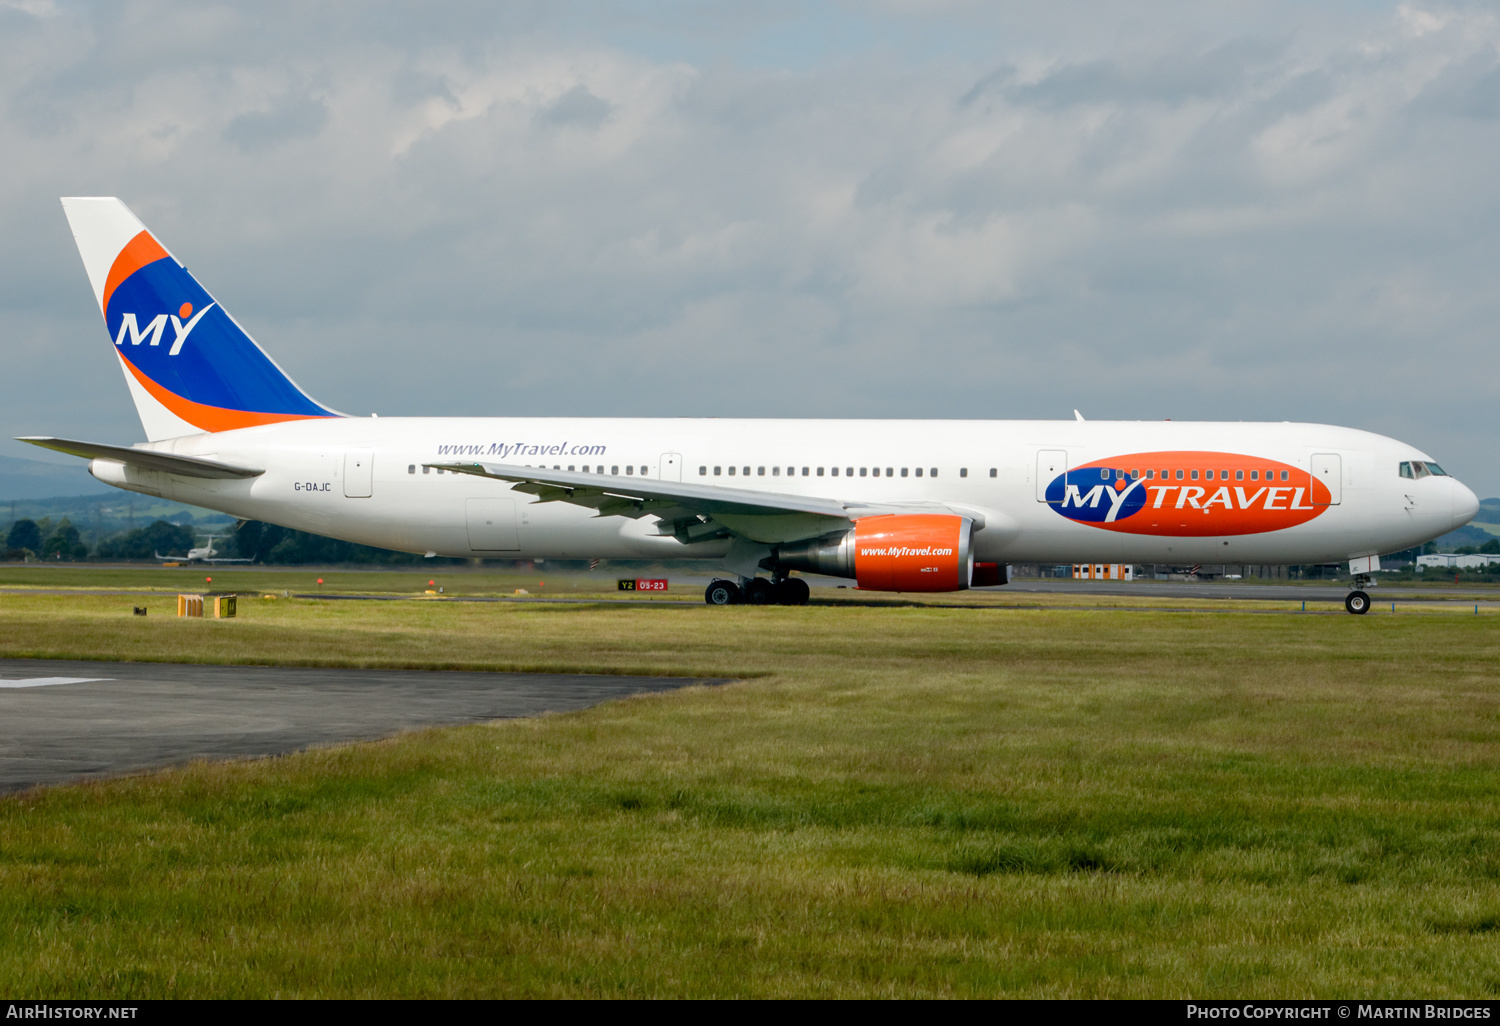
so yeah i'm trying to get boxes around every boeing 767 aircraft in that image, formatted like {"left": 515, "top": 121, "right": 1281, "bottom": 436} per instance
{"left": 21, "top": 198, "right": 1480, "bottom": 612}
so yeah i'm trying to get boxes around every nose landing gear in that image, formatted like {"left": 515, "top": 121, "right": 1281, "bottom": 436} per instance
{"left": 1345, "top": 572, "right": 1375, "bottom": 615}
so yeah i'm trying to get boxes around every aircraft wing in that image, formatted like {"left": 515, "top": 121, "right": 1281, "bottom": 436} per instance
{"left": 17, "top": 437, "right": 265, "bottom": 480}
{"left": 428, "top": 461, "right": 983, "bottom": 545}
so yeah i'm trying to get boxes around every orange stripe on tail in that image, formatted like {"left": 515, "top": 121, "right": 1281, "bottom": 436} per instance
{"left": 118, "top": 351, "right": 331, "bottom": 433}
{"left": 102, "top": 230, "right": 171, "bottom": 314}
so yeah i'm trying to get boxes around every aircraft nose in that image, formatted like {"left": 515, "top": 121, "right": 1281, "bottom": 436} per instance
{"left": 1452, "top": 478, "right": 1480, "bottom": 529}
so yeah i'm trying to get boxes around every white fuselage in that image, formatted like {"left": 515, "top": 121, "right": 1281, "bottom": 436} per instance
{"left": 86, "top": 417, "right": 1477, "bottom": 567}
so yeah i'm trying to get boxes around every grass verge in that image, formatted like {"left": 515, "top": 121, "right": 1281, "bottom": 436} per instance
{"left": 0, "top": 590, "right": 1498, "bottom": 996}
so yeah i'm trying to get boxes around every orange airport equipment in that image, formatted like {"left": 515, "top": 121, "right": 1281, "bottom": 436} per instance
{"left": 179, "top": 594, "right": 235, "bottom": 617}
{"left": 1072, "top": 564, "right": 1134, "bottom": 580}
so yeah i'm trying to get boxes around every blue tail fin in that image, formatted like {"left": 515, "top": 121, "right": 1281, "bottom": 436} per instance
{"left": 62, "top": 197, "right": 340, "bottom": 439}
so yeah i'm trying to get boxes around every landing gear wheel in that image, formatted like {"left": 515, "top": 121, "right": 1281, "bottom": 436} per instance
{"left": 1345, "top": 590, "right": 1370, "bottom": 615}
{"left": 705, "top": 579, "right": 741, "bottom": 605}
{"left": 744, "top": 578, "right": 776, "bottom": 605}
{"left": 774, "top": 578, "right": 810, "bottom": 606}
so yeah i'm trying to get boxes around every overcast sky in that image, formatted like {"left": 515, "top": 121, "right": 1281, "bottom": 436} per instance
{"left": 4, "top": 0, "right": 1498, "bottom": 494}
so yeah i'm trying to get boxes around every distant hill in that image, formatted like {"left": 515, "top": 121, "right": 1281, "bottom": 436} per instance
{"left": 1475, "top": 498, "right": 1500, "bottom": 525}
{"left": 1, "top": 454, "right": 234, "bottom": 547}
{"left": 1434, "top": 525, "right": 1495, "bottom": 548}
{"left": 2, "top": 490, "right": 235, "bottom": 554}
{"left": 0, "top": 454, "right": 112, "bottom": 500}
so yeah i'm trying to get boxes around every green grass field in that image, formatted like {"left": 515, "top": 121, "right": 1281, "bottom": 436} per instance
{"left": 0, "top": 563, "right": 621, "bottom": 599}
{"left": 1, "top": 577, "right": 1498, "bottom": 997}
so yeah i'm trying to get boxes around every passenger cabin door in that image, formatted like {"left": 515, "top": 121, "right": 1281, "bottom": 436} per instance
{"left": 1311, "top": 453, "right": 1341, "bottom": 505}
{"left": 1037, "top": 450, "right": 1067, "bottom": 504}
{"left": 465, "top": 498, "right": 519, "bottom": 551}
{"left": 660, "top": 453, "right": 682, "bottom": 482}
{"left": 344, "top": 450, "right": 374, "bottom": 498}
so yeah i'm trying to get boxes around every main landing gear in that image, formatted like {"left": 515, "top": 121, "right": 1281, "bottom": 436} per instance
{"left": 704, "top": 577, "right": 810, "bottom": 606}
{"left": 1345, "top": 572, "right": 1375, "bottom": 615}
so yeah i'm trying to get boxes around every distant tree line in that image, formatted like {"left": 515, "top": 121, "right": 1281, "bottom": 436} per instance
{"left": 231, "top": 521, "right": 442, "bottom": 564}
{"left": 94, "top": 520, "right": 197, "bottom": 560}
{"left": 4, "top": 517, "right": 456, "bottom": 564}
{"left": 6, "top": 517, "right": 92, "bottom": 560}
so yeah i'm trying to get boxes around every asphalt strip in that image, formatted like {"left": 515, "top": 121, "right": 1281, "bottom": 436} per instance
{"left": 0, "top": 658, "right": 728, "bottom": 793}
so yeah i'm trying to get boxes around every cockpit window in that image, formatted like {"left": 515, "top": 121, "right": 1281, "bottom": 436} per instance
{"left": 1401, "top": 460, "right": 1446, "bottom": 480}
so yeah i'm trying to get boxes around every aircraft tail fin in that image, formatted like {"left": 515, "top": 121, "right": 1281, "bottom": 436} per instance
{"left": 60, "top": 197, "right": 341, "bottom": 440}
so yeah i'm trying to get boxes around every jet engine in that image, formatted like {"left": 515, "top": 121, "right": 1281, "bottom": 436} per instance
{"left": 775, "top": 514, "right": 974, "bottom": 592}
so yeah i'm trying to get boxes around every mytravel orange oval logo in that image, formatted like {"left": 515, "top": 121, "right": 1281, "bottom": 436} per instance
{"left": 1044, "top": 451, "right": 1331, "bottom": 537}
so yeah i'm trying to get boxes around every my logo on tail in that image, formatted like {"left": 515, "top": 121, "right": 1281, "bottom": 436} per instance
{"left": 61, "top": 197, "right": 341, "bottom": 438}
{"left": 95, "top": 225, "right": 338, "bottom": 432}
{"left": 113, "top": 302, "right": 217, "bottom": 355}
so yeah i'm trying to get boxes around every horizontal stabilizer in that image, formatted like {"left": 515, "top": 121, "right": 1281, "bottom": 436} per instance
{"left": 16, "top": 437, "right": 264, "bottom": 479}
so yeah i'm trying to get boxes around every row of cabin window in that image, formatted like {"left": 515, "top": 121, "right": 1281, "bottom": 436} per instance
{"left": 410, "top": 464, "right": 649, "bottom": 475}
{"left": 409, "top": 464, "right": 1010, "bottom": 479}
{"left": 700, "top": 465, "right": 946, "bottom": 479}
{"left": 1091, "top": 468, "right": 1290, "bottom": 482}
{"left": 409, "top": 464, "right": 1295, "bottom": 484}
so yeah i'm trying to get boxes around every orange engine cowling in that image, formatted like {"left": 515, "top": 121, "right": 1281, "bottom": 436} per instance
{"left": 775, "top": 514, "right": 974, "bottom": 592}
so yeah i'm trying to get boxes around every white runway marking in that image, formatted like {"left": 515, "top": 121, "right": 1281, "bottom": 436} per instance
{"left": 0, "top": 677, "right": 111, "bottom": 689}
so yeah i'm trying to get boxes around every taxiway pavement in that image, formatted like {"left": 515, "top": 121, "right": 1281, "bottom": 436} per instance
{"left": 0, "top": 658, "right": 725, "bottom": 792}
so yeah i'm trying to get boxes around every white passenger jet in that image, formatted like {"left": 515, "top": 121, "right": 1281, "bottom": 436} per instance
{"left": 22, "top": 198, "right": 1479, "bottom": 613}
{"left": 154, "top": 536, "right": 252, "bottom": 564}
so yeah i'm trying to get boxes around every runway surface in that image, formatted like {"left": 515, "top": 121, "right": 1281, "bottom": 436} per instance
{"left": 994, "top": 580, "right": 1458, "bottom": 601}
{"left": 282, "top": 580, "right": 1494, "bottom": 610}
{"left": 0, "top": 658, "right": 726, "bottom": 793}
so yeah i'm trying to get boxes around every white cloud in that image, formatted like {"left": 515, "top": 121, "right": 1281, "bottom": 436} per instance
{"left": 2, "top": 1, "right": 1498, "bottom": 494}
{"left": 0, "top": 0, "right": 58, "bottom": 16}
